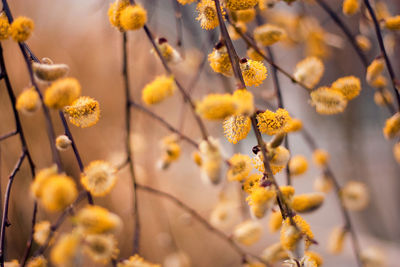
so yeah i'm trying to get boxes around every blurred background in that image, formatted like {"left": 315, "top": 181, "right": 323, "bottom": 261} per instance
{"left": 0, "top": 0, "right": 400, "bottom": 266}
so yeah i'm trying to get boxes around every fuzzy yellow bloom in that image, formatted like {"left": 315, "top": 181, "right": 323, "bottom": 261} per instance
{"left": 108, "top": 0, "right": 130, "bottom": 30}
{"left": 366, "top": 58, "right": 385, "bottom": 84}
{"left": 304, "top": 251, "right": 323, "bottom": 266}
{"left": 75, "top": 205, "right": 122, "bottom": 235}
{"left": 254, "top": 24, "right": 286, "bottom": 46}
{"left": 192, "top": 151, "right": 203, "bottom": 166}
{"left": 240, "top": 59, "right": 267, "bottom": 87}
{"left": 158, "top": 135, "right": 181, "bottom": 169}
{"left": 30, "top": 165, "right": 58, "bottom": 198}
{"left": 196, "top": 0, "right": 223, "bottom": 30}
{"left": 84, "top": 234, "right": 119, "bottom": 264}
{"left": 208, "top": 44, "right": 233, "bottom": 76}
{"left": 64, "top": 96, "right": 100, "bottom": 128}
{"left": 293, "top": 57, "right": 324, "bottom": 89}
{"left": 226, "top": 0, "right": 258, "bottom": 11}
{"left": 51, "top": 232, "right": 81, "bottom": 267}
{"left": 142, "top": 75, "right": 176, "bottom": 105}
{"left": 10, "top": 16, "right": 34, "bottom": 42}
{"left": 55, "top": 135, "right": 71, "bottom": 151}
{"left": 210, "top": 196, "right": 241, "bottom": 230}
{"left": 0, "top": 13, "right": 10, "bottom": 40}
{"left": 247, "top": 187, "right": 275, "bottom": 206}
{"left": 26, "top": 256, "right": 47, "bottom": 267}
{"left": 177, "top": 0, "right": 196, "bottom": 4}
{"left": 32, "top": 62, "right": 69, "bottom": 82}
{"left": 292, "top": 193, "right": 325, "bottom": 213}
{"left": 232, "top": 8, "right": 255, "bottom": 23}
{"left": 289, "top": 155, "right": 308, "bottom": 176}
{"left": 246, "top": 47, "right": 265, "bottom": 62}
{"left": 232, "top": 89, "right": 254, "bottom": 116}
{"left": 233, "top": 220, "right": 263, "bottom": 245}
{"left": 280, "top": 185, "right": 295, "bottom": 199}
{"left": 280, "top": 215, "right": 314, "bottom": 251}
{"left": 341, "top": 181, "right": 369, "bottom": 211}
{"left": 253, "top": 146, "right": 290, "bottom": 175}
{"left": 120, "top": 5, "right": 147, "bottom": 31}
{"left": 228, "top": 22, "right": 247, "bottom": 40}
{"left": 342, "top": 0, "right": 360, "bottom": 16}
{"left": 257, "top": 108, "right": 292, "bottom": 135}
{"left": 361, "top": 247, "right": 386, "bottom": 267}
{"left": 371, "top": 75, "right": 387, "bottom": 89}
{"left": 242, "top": 174, "right": 262, "bottom": 193}
{"left": 81, "top": 160, "right": 117, "bottom": 196}
{"left": 260, "top": 243, "right": 288, "bottom": 263}
{"left": 44, "top": 77, "right": 81, "bottom": 109}
{"left": 199, "top": 137, "right": 223, "bottom": 184}
{"left": 153, "top": 38, "right": 182, "bottom": 64}
{"left": 383, "top": 112, "right": 400, "bottom": 139}
{"left": 385, "top": 15, "right": 400, "bottom": 30}
{"left": 394, "top": 143, "right": 400, "bottom": 164}
{"left": 268, "top": 212, "right": 283, "bottom": 233}
{"left": 313, "top": 174, "right": 333, "bottom": 193}
{"left": 356, "top": 35, "right": 371, "bottom": 52}
{"left": 223, "top": 115, "right": 251, "bottom": 144}
{"left": 196, "top": 93, "right": 237, "bottom": 120}
{"left": 328, "top": 226, "right": 347, "bottom": 254}
{"left": 33, "top": 221, "right": 51, "bottom": 246}
{"left": 16, "top": 87, "right": 40, "bottom": 115}
{"left": 40, "top": 175, "right": 78, "bottom": 212}
{"left": 331, "top": 76, "right": 361, "bottom": 100}
{"left": 286, "top": 118, "right": 303, "bottom": 132}
{"left": 227, "top": 154, "right": 253, "bottom": 181}
{"left": 118, "top": 255, "right": 161, "bottom": 267}
{"left": 310, "top": 87, "right": 348, "bottom": 115}
{"left": 312, "top": 149, "right": 329, "bottom": 167}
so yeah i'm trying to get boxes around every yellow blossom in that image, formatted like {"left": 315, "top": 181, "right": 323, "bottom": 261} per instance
{"left": 310, "top": 86, "right": 348, "bottom": 115}
{"left": 33, "top": 221, "right": 51, "bottom": 246}
{"left": 361, "top": 247, "right": 386, "bottom": 267}
{"left": 199, "top": 137, "right": 223, "bottom": 184}
{"left": 158, "top": 135, "right": 181, "bottom": 169}
{"left": 328, "top": 226, "right": 347, "bottom": 254}
{"left": 55, "top": 135, "right": 71, "bottom": 151}
{"left": 356, "top": 35, "right": 371, "bottom": 52}
{"left": 208, "top": 44, "right": 233, "bottom": 76}
{"left": 257, "top": 108, "right": 292, "bottom": 135}
{"left": 232, "top": 89, "right": 254, "bottom": 116}
{"left": 152, "top": 38, "right": 182, "bottom": 64}
{"left": 30, "top": 165, "right": 58, "bottom": 198}
{"left": 374, "top": 89, "right": 393, "bottom": 108}
{"left": 118, "top": 255, "right": 160, "bottom": 267}
{"left": 196, "top": 93, "right": 237, "bottom": 120}
{"left": 32, "top": 62, "right": 69, "bottom": 82}
{"left": 242, "top": 174, "right": 262, "bottom": 193}
{"left": 81, "top": 160, "right": 117, "bottom": 196}
{"left": 120, "top": 5, "right": 147, "bottom": 31}
{"left": 293, "top": 57, "right": 324, "bottom": 89}
{"left": 10, "top": 16, "right": 34, "bottom": 42}
{"left": 196, "top": 0, "right": 223, "bottom": 30}
{"left": 312, "top": 149, "right": 329, "bottom": 167}
{"left": 313, "top": 174, "right": 333, "bottom": 193}
{"left": 192, "top": 151, "right": 203, "bottom": 166}
{"left": 44, "top": 77, "right": 81, "bottom": 109}
{"left": 75, "top": 205, "right": 122, "bottom": 235}
{"left": 304, "top": 251, "right": 323, "bottom": 267}
{"left": 371, "top": 75, "right": 387, "bottom": 89}
{"left": 232, "top": 8, "right": 255, "bottom": 23}
{"left": 51, "top": 232, "right": 81, "bottom": 267}
{"left": 142, "top": 75, "right": 176, "bottom": 105}
{"left": 227, "top": 154, "right": 253, "bottom": 181}
{"left": 254, "top": 24, "right": 286, "bottom": 46}
{"left": 210, "top": 196, "right": 241, "bottom": 230}
{"left": 280, "top": 185, "right": 295, "bottom": 199}
{"left": 341, "top": 181, "right": 369, "bottom": 211}
{"left": 366, "top": 58, "right": 385, "bottom": 84}
{"left": 280, "top": 215, "right": 314, "bottom": 251}
{"left": 331, "top": 76, "right": 361, "bottom": 100}
{"left": 233, "top": 220, "right": 263, "bottom": 245}
{"left": 268, "top": 212, "right": 283, "bottom": 233}
{"left": 228, "top": 22, "right": 247, "bottom": 40}
{"left": 84, "top": 234, "right": 119, "bottom": 264}
{"left": 260, "top": 243, "right": 288, "bottom": 263}
{"left": 342, "top": 0, "right": 360, "bottom": 16}
{"left": 223, "top": 115, "right": 251, "bottom": 144}
{"left": 385, "top": 15, "right": 400, "bottom": 31}
{"left": 0, "top": 13, "right": 10, "bottom": 40}
{"left": 286, "top": 118, "right": 303, "bottom": 132}
{"left": 383, "top": 112, "right": 400, "bottom": 139}
{"left": 108, "top": 0, "right": 130, "bottom": 30}
{"left": 26, "top": 256, "right": 47, "bottom": 267}
{"left": 226, "top": 0, "right": 258, "bottom": 11}
{"left": 292, "top": 193, "right": 325, "bottom": 213}
{"left": 177, "top": 0, "right": 196, "bottom": 4}
{"left": 289, "top": 155, "right": 308, "bottom": 176}
{"left": 246, "top": 47, "right": 265, "bottom": 62}
{"left": 64, "top": 96, "right": 100, "bottom": 128}
{"left": 16, "top": 87, "right": 40, "bottom": 115}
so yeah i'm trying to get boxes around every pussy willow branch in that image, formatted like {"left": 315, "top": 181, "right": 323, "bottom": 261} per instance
{"left": 130, "top": 101, "right": 199, "bottom": 148}
{"left": 171, "top": 0, "right": 184, "bottom": 55}
{"left": 122, "top": 32, "right": 140, "bottom": 254}
{"left": 314, "top": 0, "right": 396, "bottom": 114}
{"left": 363, "top": 0, "right": 400, "bottom": 111}
{"left": 0, "top": 131, "right": 17, "bottom": 142}
{"left": 135, "top": 183, "right": 269, "bottom": 265}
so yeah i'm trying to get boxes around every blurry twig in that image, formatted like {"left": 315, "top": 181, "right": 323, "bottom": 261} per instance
{"left": 0, "top": 131, "right": 17, "bottom": 142}
{"left": 171, "top": 0, "right": 185, "bottom": 57}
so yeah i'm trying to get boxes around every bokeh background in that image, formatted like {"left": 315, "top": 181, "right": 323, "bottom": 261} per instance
{"left": 0, "top": 0, "right": 400, "bottom": 266}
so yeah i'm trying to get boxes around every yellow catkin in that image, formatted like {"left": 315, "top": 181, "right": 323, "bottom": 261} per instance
{"left": 210, "top": 196, "right": 240, "bottom": 230}
{"left": 153, "top": 38, "right": 182, "bottom": 64}
{"left": 383, "top": 112, "right": 400, "bottom": 139}
{"left": 331, "top": 76, "right": 361, "bottom": 100}
{"left": 257, "top": 108, "right": 292, "bottom": 135}
{"left": 314, "top": 174, "right": 333, "bottom": 193}
{"left": 196, "top": 0, "right": 223, "bottom": 30}
{"left": 55, "top": 135, "right": 71, "bottom": 151}
{"left": 223, "top": 115, "right": 251, "bottom": 144}
{"left": 310, "top": 87, "right": 348, "bottom": 115}
{"left": 64, "top": 96, "right": 100, "bottom": 128}
{"left": 159, "top": 135, "right": 181, "bottom": 169}
{"left": 32, "top": 62, "right": 69, "bottom": 82}
{"left": 292, "top": 193, "right": 325, "bottom": 213}
{"left": 84, "top": 234, "right": 119, "bottom": 264}
{"left": 227, "top": 154, "right": 253, "bottom": 181}
{"left": 33, "top": 221, "right": 51, "bottom": 246}
{"left": 228, "top": 22, "right": 247, "bottom": 40}
{"left": 16, "top": 87, "right": 40, "bottom": 115}
{"left": 385, "top": 15, "right": 400, "bottom": 31}
{"left": 232, "top": 89, "right": 254, "bottom": 116}
{"left": 280, "top": 215, "right": 314, "bottom": 251}
{"left": 199, "top": 137, "right": 223, "bottom": 184}
{"left": 192, "top": 151, "right": 202, "bottom": 166}
{"left": 120, "top": 5, "right": 147, "bottom": 31}
{"left": 312, "top": 149, "right": 329, "bottom": 167}
{"left": 305, "top": 251, "right": 323, "bottom": 266}
{"left": 44, "top": 77, "right": 81, "bottom": 109}
{"left": 293, "top": 57, "right": 324, "bottom": 89}
{"left": 208, "top": 44, "right": 233, "bottom": 76}
{"left": 81, "top": 160, "right": 117, "bottom": 197}
{"left": 51, "top": 232, "right": 81, "bottom": 266}
{"left": 26, "top": 256, "right": 47, "bottom": 267}
{"left": 374, "top": 89, "right": 393, "bottom": 107}
{"left": 342, "top": 0, "right": 360, "bottom": 16}
{"left": 232, "top": 8, "right": 255, "bottom": 23}
{"left": 371, "top": 75, "right": 387, "bottom": 89}
{"left": 393, "top": 143, "right": 400, "bottom": 164}
{"left": 356, "top": 35, "right": 371, "bottom": 52}
{"left": 366, "top": 58, "right": 385, "bottom": 84}
{"left": 289, "top": 155, "right": 308, "bottom": 176}
{"left": 361, "top": 247, "right": 386, "bottom": 267}
{"left": 268, "top": 212, "right": 283, "bottom": 233}
{"left": 108, "top": 0, "right": 130, "bottom": 30}
{"left": 196, "top": 93, "right": 237, "bottom": 120}
{"left": 328, "top": 226, "right": 347, "bottom": 254}
{"left": 0, "top": 13, "right": 10, "bottom": 40}
{"left": 75, "top": 205, "right": 122, "bottom": 235}
{"left": 260, "top": 243, "right": 288, "bottom": 263}
{"left": 39, "top": 175, "right": 78, "bottom": 212}
{"left": 286, "top": 118, "right": 303, "bottom": 132}
{"left": 225, "top": 0, "right": 258, "bottom": 11}
{"left": 117, "top": 255, "right": 160, "bottom": 267}
{"left": 341, "top": 181, "right": 369, "bottom": 211}
{"left": 177, "top": 0, "right": 196, "bottom": 5}
{"left": 242, "top": 174, "right": 262, "bottom": 193}
{"left": 142, "top": 75, "right": 176, "bottom": 105}
{"left": 254, "top": 24, "right": 286, "bottom": 46}
{"left": 246, "top": 47, "right": 265, "bottom": 62}
{"left": 10, "top": 16, "right": 34, "bottom": 42}
{"left": 233, "top": 220, "right": 263, "bottom": 245}
{"left": 240, "top": 59, "right": 268, "bottom": 87}
{"left": 30, "top": 165, "right": 58, "bottom": 198}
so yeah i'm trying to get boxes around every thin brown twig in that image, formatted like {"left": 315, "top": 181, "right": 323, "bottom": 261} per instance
{"left": 0, "top": 131, "right": 17, "bottom": 142}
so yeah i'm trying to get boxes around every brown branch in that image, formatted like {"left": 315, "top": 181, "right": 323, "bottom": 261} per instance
{"left": 0, "top": 131, "right": 17, "bottom": 142}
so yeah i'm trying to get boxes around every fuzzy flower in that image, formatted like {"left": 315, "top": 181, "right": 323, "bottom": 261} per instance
{"left": 199, "top": 137, "right": 223, "bottom": 184}
{"left": 310, "top": 87, "right": 348, "bottom": 115}
{"left": 0, "top": 13, "right": 10, "bottom": 40}
{"left": 280, "top": 215, "right": 314, "bottom": 251}
{"left": 196, "top": 93, "right": 237, "bottom": 120}
{"left": 385, "top": 15, "right": 400, "bottom": 30}
{"left": 268, "top": 212, "right": 283, "bottom": 233}
{"left": 55, "top": 135, "right": 72, "bottom": 151}
{"left": 374, "top": 89, "right": 393, "bottom": 107}
{"left": 253, "top": 24, "right": 286, "bottom": 46}
{"left": 108, "top": 0, "right": 130, "bottom": 30}
{"left": 225, "top": 0, "right": 258, "bottom": 11}
{"left": 32, "top": 62, "right": 69, "bottom": 82}
{"left": 158, "top": 134, "right": 181, "bottom": 169}
{"left": 26, "top": 256, "right": 47, "bottom": 267}
{"left": 257, "top": 108, "right": 292, "bottom": 135}
{"left": 304, "top": 251, "right": 323, "bottom": 267}
{"left": 228, "top": 22, "right": 247, "bottom": 40}
{"left": 247, "top": 187, "right": 275, "bottom": 218}
{"left": 33, "top": 221, "right": 51, "bottom": 246}
{"left": 227, "top": 154, "right": 253, "bottom": 181}
{"left": 286, "top": 118, "right": 303, "bottom": 133}
{"left": 10, "top": 16, "right": 34, "bottom": 42}
{"left": 383, "top": 112, "right": 400, "bottom": 139}
{"left": 366, "top": 58, "right": 385, "bottom": 84}
{"left": 313, "top": 174, "right": 333, "bottom": 193}
{"left": 50, "top": 232, "right": 81, "bottom": 267}
{"left": 242, "top": 174, "right": 262, "bottom": 193}
{"left": 260, "top": 243, "right": 288, "bottom": 264}
{"left": 192, "top": 151, "right": 203, "bottom": 166}
{"left": 30, "top": 165, "right": 58, "bottom": 198}
{"left": 289, "top": 155, "right": 308, "bottom": 176}
{"left": 75, "top": 205, "right": 122, "bottom": 235}
{"left": 120, "top": 5, "right": 147, "bottom": 31}
{"left": 232, "top": 8, "right": 255, "bottom": 23}
{"left": 84, "top": 234, "right": 119, "bottom": 264}
{"left": 223, "top": 115, "right": 251, "bottom": 144}
{"left": 342, "top": 0, "right": 360, "bottom": 16}
{"left": 142, "top": 75, "right": 176, "bottom": 105}
{"left": 293, "top": 57, "right": 324, "bottom": 89}
{"left": 152, "top": 38, "right": 182, "bottom": 64}
{"left": 118, "top": 255, "right": 160, "bottom": 267}
{"left": 196, "top": 0, "right": 223, "bottom": 30}
{"left": 312, "top": 149, "right": 329, "bottom": 167}
{"left": 177, "top": 0, "right": 196, "bottom": 4}
{"left": 64, "top": 96, "right": 100, "bottom": 128}
{"left": 246, "top": 47, "right": 265, "bottom": 62}
{"left": 356, "top": 35, "right": 371, "bottom": 52}
{"left": 233, "top": 220, "right": 263, "bottom": 246}
{"left": 292, "top": 193, "right": 325, "bottom": 213}
{"left": 233, "top": 89, "right": 255, "bottom": 116}
{"left": 341, "top": 181, "right": 369, "bottom": 211}
{"left": 210, "top": 196, "right": 241, "bottom": 230}
{"left": 44, "top": 77, "right": 81, "bottom": 109}
{"left": 328, "top": 226, "right": 347, "bottom": 254}
{"left": 208, "top": 44, "right": 233, "bottom": 76}
{"left": 331, "top": 76, "right": 361, "bottom": 100}
{"left": 361, "top": 247, "right": 386, "bottom": 267}
{"left": 81, "top": 160, "right": 117, "bottom": 197}
{"left": 253, "top": 146, "right": 290, "bottom": 175}
{"left": 371, "top": 75, "right": 387, "bottom": 89}
{"left": 16, "top": 87, "right": 40, "bottom": 115}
